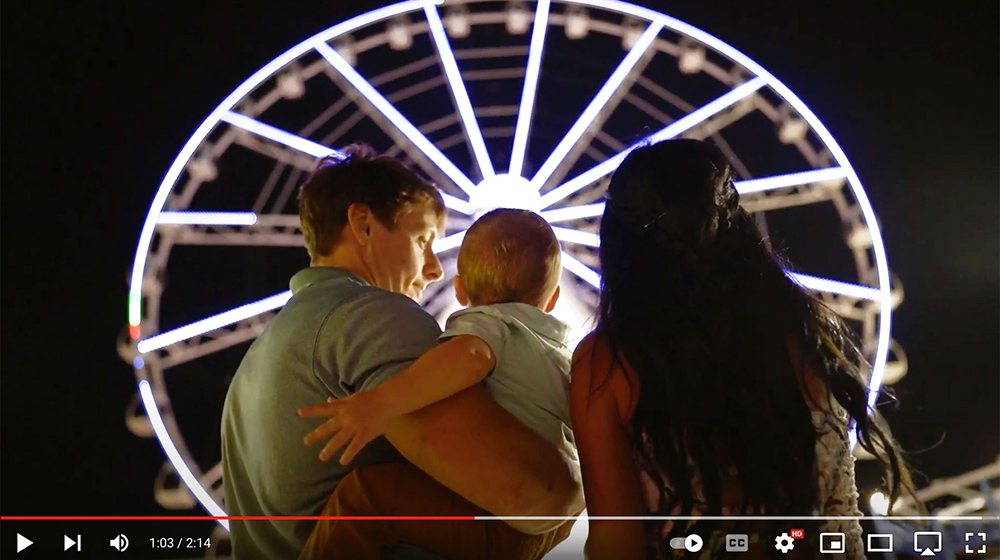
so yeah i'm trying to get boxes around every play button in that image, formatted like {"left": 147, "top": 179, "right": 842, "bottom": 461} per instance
{"left": 16, "top": 534, "right": 33, "bottom": 552}
{"left": 685, "top": 534, "right": 704, "bottom": 552}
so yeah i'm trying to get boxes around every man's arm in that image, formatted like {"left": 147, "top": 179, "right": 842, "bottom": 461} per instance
{"left": 383, "top": 384, "right": 584, "bottom": 534}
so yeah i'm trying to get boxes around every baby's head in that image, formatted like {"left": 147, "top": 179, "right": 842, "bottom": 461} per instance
{"left": 455, "top": 209, "right": 561, "bottom": 312}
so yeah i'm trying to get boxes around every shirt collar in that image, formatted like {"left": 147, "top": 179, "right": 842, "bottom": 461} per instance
{"left": 289, "top": 266, "right": 369, "bottom": 294}
{"left": 474, "top": 302, "right": 573, "bottom": 345}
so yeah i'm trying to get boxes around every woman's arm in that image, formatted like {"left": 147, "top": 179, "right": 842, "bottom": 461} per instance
{"left": 570, "top": 335, "right": 648, "bottom": 560}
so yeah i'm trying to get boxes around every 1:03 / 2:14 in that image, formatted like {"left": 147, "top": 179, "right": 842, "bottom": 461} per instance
{"left": 149, "top": 537, "right": 211, "bottom": 549}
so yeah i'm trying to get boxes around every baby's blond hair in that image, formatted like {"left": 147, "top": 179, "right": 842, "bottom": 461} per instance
{"left": 458, "top": 209, "right": 561, "bottom": 307}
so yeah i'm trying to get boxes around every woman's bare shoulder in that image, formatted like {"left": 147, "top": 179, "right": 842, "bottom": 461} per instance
{"left": 571, "top": 331, "right": 639, "bottom": 425}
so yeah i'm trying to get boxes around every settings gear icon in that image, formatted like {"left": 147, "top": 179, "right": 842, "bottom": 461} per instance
{"left": 775, "top": 533, "right": 795, "bottom": 554}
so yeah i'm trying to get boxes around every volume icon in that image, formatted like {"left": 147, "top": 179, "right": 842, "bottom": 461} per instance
{"left": 110, "top": 534, "right": 129, "bottom": 552}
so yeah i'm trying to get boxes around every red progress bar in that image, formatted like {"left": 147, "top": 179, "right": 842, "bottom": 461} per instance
{"left": 1, "top": 516, "right": 476, "bottom": 521}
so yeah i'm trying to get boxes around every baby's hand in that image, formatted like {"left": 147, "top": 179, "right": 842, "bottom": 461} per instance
{"left": 298, "top": 391, "right": 391, "bottom": 465}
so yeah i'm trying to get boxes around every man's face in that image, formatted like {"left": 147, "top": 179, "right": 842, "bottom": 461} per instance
{"left": 366, "top": 202, "right": 445, "bottom": 301}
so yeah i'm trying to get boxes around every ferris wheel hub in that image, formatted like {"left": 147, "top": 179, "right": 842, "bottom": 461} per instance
{"left": 469, "top": 173, "right": 541, "bottom": 216}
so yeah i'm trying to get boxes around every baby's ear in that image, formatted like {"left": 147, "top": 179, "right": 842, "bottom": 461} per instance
{"left": 453, "top": 275, "right": 470, "bottom": 307}
{"left": 544, "top": 284, "right": 561, "bottom": 313}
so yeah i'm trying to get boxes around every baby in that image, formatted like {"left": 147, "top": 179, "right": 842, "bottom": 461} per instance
{"left": 299, "top": 208, "right": 577, "bottom": 560}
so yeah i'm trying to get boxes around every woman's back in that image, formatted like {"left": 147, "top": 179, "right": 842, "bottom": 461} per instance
{"left": 575, "top": 332, "right": 866, "bottom": 559}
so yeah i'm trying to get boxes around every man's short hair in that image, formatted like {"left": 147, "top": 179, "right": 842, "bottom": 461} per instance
{"left": 298, "top": 144, "right": 445, "bottom": 259}
{"left": 458, "top": 209, "right": 561, "bottom": 306}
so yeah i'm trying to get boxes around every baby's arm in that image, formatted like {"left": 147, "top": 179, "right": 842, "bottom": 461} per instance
{"left": 301, "top": 334, "right": 496, "bottom": 464}
{"left": 374, "top": 334, "right": 496, "bottom": 417}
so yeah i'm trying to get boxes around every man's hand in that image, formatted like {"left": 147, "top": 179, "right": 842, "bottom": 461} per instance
{"left": 299, "top": 392, "right": 393, "bottom": 465}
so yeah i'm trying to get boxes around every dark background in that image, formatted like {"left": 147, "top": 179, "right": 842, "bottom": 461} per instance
{"left": 3, "top": 0, "right": 998, "bottom": 556}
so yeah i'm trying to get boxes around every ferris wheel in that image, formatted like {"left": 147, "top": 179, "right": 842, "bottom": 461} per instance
{"left": 117, "top": 0, "right": 908, "bottom": 553}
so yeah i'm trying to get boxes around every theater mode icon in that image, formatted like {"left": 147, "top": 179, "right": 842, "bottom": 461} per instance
{"left": 913, "top": 531, "right": 942, "bottom": 557}
{"left": 867, "top": 533, "right": 893, "bottom": 553}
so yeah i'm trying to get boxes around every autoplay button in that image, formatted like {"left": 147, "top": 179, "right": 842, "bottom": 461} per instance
{"left": 17, "top": 534, "right": 33, "bottom": 552}
{"left": 685, "top": 534, "right": 704, "bottom": 552}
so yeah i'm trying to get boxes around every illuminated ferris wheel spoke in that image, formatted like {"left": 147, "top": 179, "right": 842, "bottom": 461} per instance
{"left": 440, "top": 193, "right": 476, "bottom": 215}
{"left": 325, "top": 63, "right": 461, "bottom": 194}
{"left": 626, "top": 82, "right": 753, "bottom": 181}
{"left": 424, "top": 4, "right": 495, "bottom": 179}
{"left": 556, "top": 253, "right": 879, "bottom": 304}
{"left": 155, "top": 319, "right": 277, "bottom": 370}
{"left": 552, "top": 227, "right": 600, "bottom": 248}
{"left": 538, "top": 77, "right": 768, "bottom": 209}
{"left": 220, "top": 112, "right": 341, "bottom": 159}
{"left": 787, "top": 272, "right": 880, "bottom": 302}
{"left": 157, "top": 211, "right": 259, "bottom": 226}
{"left": 432, "top": 230, "right": 466, "bottom": 254}
{"left": 314, "top": 41, "right": 478, "bottom": 196}
{"left": 734, "top": 167, "right": 847, "bottom": 194}
{"left": 561, "top": 250, "right": 602, "bottom": 288}
{"left": 529, "top": 22, "right": 662, "bottom": 191}
{"left": 539, "top": 202, "right": 606, "bottom": 223}
{"left": 539, "top": 152, "right": 618, "bottom": 209}
{"left": 155, "top": 214, "right": 301, "bottom": 248}
{"left": 509, "top": 0, "right": 552, "bottom": 177}
{"left": 136, "top": 292, "right": 292, "bottom": 354}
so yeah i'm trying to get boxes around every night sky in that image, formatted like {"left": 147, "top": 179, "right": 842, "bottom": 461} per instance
{"left": 4, "top": 0, "right": 998, "bottom": 554}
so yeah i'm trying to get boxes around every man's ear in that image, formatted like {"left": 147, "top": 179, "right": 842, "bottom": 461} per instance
{"left": 544, "top": 284, "right": 560, "bottom": 313}
{"left": 453, "top": 275, "right": 470, "bottom": 307}
{"left": 345, "top": 203, "right": 374, "bottom": 246}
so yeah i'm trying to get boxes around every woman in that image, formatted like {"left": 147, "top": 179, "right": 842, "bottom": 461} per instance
{"left": 570, "top": 139, "right": 916, "bottom": 559}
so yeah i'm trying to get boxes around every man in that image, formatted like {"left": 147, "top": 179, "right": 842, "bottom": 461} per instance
{"left": 221, "top": 146, "right": 583, "bottom": 560}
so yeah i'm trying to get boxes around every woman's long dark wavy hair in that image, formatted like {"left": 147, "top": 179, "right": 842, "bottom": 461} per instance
{"left": 595, "top": 139, "right": 917, "bottom": 547}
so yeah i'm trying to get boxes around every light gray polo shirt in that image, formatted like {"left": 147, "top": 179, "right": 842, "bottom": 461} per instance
{"left": 441, "top": 303, "right": 577, "bottom": 462}
{"left": 221, "top": 267, "right": 442, "bottom": 560}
